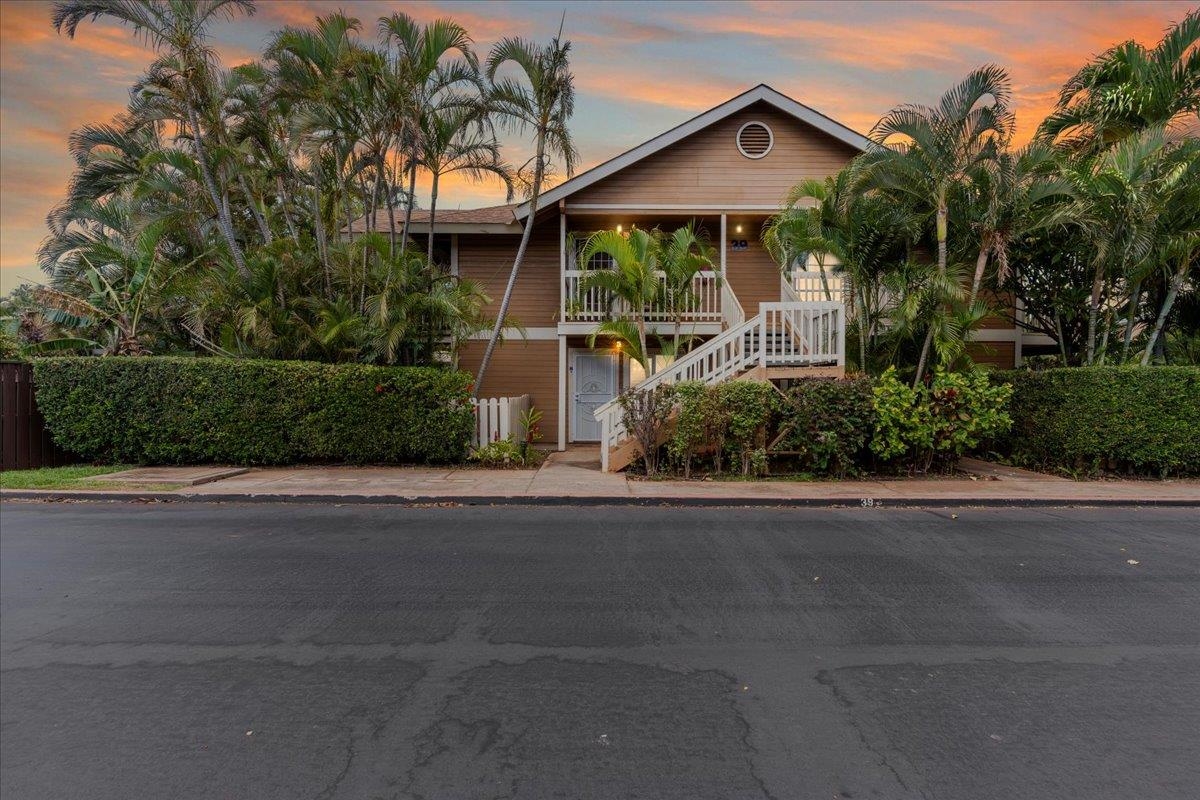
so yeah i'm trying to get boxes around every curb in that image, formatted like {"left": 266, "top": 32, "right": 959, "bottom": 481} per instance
{"left": 3, "top": 490, "right": 1198, "bottom": 508}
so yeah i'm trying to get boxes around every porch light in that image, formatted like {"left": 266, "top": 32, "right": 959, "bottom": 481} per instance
{"left": 735, "top": 224, "right": 743, "bottom": 234}
{"left": 616, "top": 224, "right": 623, "bottom": 233}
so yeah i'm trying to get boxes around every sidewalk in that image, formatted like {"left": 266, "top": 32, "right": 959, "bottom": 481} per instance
{"left": 4, "top": 450, "right": 1198, "bottom": 506}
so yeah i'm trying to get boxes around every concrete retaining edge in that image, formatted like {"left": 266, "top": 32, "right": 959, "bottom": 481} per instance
{"left": 2, "top": 490, "right": 1197, "bottom": 508}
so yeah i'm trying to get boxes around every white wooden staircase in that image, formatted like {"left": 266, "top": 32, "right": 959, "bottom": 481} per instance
{"left": 594, "top": 298, "right": 845, "bottom": 472}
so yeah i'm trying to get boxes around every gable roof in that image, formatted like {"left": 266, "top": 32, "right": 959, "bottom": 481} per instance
{"left": 514, "top": 84, "right": 873, "bottom": 220}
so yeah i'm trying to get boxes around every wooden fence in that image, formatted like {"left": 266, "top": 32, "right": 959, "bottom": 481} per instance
{"left": 470, "top": 394, "right": 530, "bottom": 448}
{"left": 1, "top": 361, "right": 74, "bottom": 471}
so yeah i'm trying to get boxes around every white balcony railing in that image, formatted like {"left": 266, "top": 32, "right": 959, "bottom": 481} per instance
{"left": 562, "top": 270, "right": 723, "bottom": 323}
{"left": 788, "top": 269, "right": 846, "bottom": 303}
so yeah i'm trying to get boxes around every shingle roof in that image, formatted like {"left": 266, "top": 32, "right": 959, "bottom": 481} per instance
{"left": 348, "top": 203, "right": 517, "bottom": 233}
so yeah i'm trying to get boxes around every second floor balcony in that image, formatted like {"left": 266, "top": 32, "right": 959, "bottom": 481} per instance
{"left": 561, "top": 268, "right": 728, "bottom": 325}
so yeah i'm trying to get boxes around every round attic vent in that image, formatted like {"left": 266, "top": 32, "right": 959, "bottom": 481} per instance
{"left": 736, "top": 121, "right": 774, "bottom": 159}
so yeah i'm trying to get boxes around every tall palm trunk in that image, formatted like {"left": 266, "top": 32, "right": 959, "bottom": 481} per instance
{"left": 476, "top": 136, "right": 545, "bottom": 398}
{"left": 1085, "top": 261, "right": 1105, "bottom": 365}
{"left": 816, "top": 255, "right": 832, "bottom": 301}
{"left": 186, "top": 102, "right": 247, "bottom": 279}
{"left": 1141, "top": 258, "right": 1189, "bottom": 365}
{"left": 382, "top": 161, "right": 397, "bottom": 257}
{"left": 276, "top": 175, "right": 300, "bottom": 244}
{"left": 400, "top": 159, "right": 417, "bottom": 257}
{"left": 969, "top": 247, "right": 989, "bottom": 302}
{"left": 427, "top": 170, "right": 440, "bottom": 268}
{"left": 1120, "top": 280, "right": 1142, "bottom": 362}
{"left": 239, "top": 174, "right": 272, "bottom": 245}
{"left": 914, "top": 196, "right": 949, "bottom": 388}
{"left": 313, "top": 185, "right": 331, "bottom": 297}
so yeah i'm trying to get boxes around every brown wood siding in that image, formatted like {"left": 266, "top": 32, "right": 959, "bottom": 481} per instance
{"left": 572, "top": 102, "right": 860, "bottom": 207}
{"left": 726, "top": 236, "right": 782, "bottom": 313}
{"left": 967, "top": 341, "right": 1016, "bottom": 369}
{"left": 457, "top": 339, "right": 559, "bottom": 440}
{"left": 458, "top": 222, "right": 559, "bottom": 326}
{"left": 977, "top": 290, "right": 1017, "bottom": 329}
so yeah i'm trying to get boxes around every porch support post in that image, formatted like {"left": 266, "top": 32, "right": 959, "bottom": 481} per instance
{"left": 557, "top": 334, "right": 567, "bottom": 450}
{"left": 559, "top": 203, "right": 567, "bottom": 321}
{"left": 719, "top": 213, "right": 727, "bottom": 275}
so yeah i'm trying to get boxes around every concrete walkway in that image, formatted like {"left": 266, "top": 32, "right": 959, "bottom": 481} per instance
{"left": 4, "top": 449, "right": 1198, "bottom": 506}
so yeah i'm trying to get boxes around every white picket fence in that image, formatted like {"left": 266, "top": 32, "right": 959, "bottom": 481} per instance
{"left": 471, "top": 394, "right": 531, "bottom": 447}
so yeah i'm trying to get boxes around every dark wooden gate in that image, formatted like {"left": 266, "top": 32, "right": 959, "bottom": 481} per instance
{"left": 1, "top": 361, "right": 73, "bottom": 470}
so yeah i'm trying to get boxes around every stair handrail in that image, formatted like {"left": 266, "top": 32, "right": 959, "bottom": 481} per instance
{"left": 593, "top": 315, "right": 762, "bottom": 470}
{"left": 721, "top": 275, "right": 744, "bottom": 328}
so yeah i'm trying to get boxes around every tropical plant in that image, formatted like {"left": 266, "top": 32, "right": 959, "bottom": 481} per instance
{"left": 475, "top": 29, "right": 578, "bottom": 395}
{"left": 1038, "top": 9, "right": 1200, "bottom": 151}
{"left": 53, "top": 0, "right": 257, "bottom": 277}
{"left": 417, "top": 103, "right": 514, "bottom": 266}
{"left": 765, "top": 169, "right": 914, "bottom": 373}
{"left": 576, "top": 227, "right": 661, "bottom": 368}
{"left": 859, "top": 65, "right": 1014, "bottom": 382}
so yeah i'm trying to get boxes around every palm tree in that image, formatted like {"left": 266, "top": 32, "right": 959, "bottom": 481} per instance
{"left": 1140, "top": 137, "right": 1200, "bottom": 364}
{"left": 53, "top": 0, "right": 256, "bottom": 278}
{"left": 578, "top": 228, "right": 662, "bottom": 369}
{"left": 36, "top": 211, "right": 204, "bottom": 355}
{"left": 966, "top": 143, "right": 1074, "bottom": 302}
{"left": 1067, "top": 127, "right": 1172, "bottom": 364}
{"left": 417, "top": 103, "right": 513, "bottom": 267}
{"left": 766, "top": 169, "right": 916, "bottom": 373}
{"left": 763, "top": 175, "right": 850, "bottom": 301}
{"left": 474, "top": 31, "right": 578, "bottom": 396}
{"left": 657, "top": 222, "right": 716, "bottom": 356}
{"left": 379, "top": 13, "right": 479, "bottom": 256}
{"left": 860, "top": 65, "right": 1013, "bottom": 384}
{"left": 1039, "top": 9, "right": 1200, "bottom": 151}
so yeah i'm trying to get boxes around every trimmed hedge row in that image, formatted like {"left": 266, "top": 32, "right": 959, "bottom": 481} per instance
{"left": 995, "top": 366, "right": 1200, "bottom": 476}
{"left": 33, "top": 357, "right": 474, "bottom": 465}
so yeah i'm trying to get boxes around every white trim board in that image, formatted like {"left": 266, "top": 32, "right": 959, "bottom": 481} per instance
{"left": 565, "top": 204, "right": 783, "bottom": 213}
{"left": 468, "top": 327, "right": 559, "bottom": 341}
{"left": 516, "top": 84, "right": 873, "bottom": 220}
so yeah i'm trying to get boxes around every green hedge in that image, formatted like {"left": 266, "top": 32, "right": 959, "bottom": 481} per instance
{"left": 996, "top": 367, "right": 1200, "bottom": 476}
{"left": 32, "top": 357, "right": 474, "bottom": 465}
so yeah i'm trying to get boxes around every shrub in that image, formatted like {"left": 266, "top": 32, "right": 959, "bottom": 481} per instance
{"left": 996, "top": 366, "right": 1200, "bottom": 476}
{"left": 775, "top": 377, "right": 876, "bottom": 477}
{"left": 469, "top": 437, "right": 543, "bottom": 469}
{"left": 668, "top": 382, "right": 709, "bottom": 478}
{"left": 619, "top": 384, "right": 676, "bottom": 475}
{"left": 33, "top": 356, "right": 473, "bottom": 465}
{"left": 716, "top": 381, "right": 777, "bottom": 475}
{"left": 873, "top": 367, "right": 1012, "bottom": 472}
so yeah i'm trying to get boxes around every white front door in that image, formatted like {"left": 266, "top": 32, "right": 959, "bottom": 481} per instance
{"left": 571, "top": 351, "right": 618, "bottom": 442}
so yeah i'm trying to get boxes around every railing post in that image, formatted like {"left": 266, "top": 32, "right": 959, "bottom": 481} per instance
{"left": 600, "top": 415, "right": 610, "bottom": 472}
{"left": 759, "top": 313, "right": 767, "bottom": 368}
{"left": 837, "top": 305, "right": 846, "bottom": 366}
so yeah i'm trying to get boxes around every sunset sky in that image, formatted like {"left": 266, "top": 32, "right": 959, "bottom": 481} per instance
{"left": 0, "top": 0, "right": 1193, "bottom": 291}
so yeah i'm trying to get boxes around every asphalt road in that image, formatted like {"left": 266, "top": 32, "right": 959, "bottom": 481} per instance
{"left": 1, "top": 502, "right": 1198, "bottom": 799}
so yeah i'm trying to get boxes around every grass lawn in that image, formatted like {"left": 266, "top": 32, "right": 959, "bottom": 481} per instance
{"left": 0, "top": 465, "right": 181, "bottom": 491}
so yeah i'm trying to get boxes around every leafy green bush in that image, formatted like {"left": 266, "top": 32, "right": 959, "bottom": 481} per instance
{"left": 996, "top": 366, "right": 1200, "bottom": 476}
{"left": 468, "top": 437, "right": 544, "bottom": 469}
{"left": 667, "top": 381, "right": 709, "bottom": 478}
{"left": 873, "top": 367, "right": 1012, "bottom": 472}
{"left": 619, "top": 385, "right": 677, "bottom": 475}
{"left": 33, "top": 357, "right": 473, "bottom": 465}
{"left": 715, "top": 381, "right": 777, "bottom": 475}
{"left": 775, "top": 377, "right": 876, "bottom": 477}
